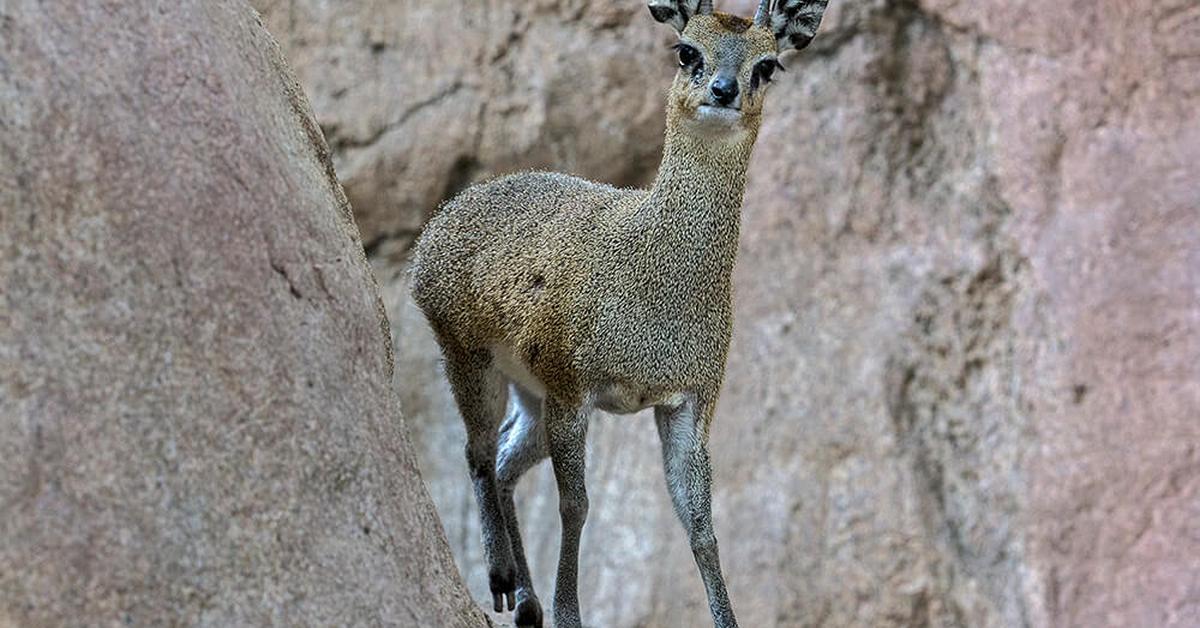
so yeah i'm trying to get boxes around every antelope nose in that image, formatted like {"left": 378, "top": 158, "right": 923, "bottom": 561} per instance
{"left": 710, "top": 77, "right": 738, "bottom": 107}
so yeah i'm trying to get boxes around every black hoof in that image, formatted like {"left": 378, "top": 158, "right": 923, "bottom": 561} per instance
{"left": 488, "top": 568, "right": 516, "bottom": 613}
{"left": 489, "top": 590, "right": 515, "bottom": 613}
{"left": 514, "top": 596, "right": 543, "bottom": 627}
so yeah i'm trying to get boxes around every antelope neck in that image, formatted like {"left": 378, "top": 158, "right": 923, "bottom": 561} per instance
{"left": 641, "top": 120, "right": 758, "bottom": 252}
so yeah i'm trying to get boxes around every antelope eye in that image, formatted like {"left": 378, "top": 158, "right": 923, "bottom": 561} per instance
{"left": 675, "top": 43, "right": 701, "bottom": 68}
{"left": 755, "top": 59, "right": 779, "bottom": 83}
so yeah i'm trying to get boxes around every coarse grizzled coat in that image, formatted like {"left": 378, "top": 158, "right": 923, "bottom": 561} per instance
{"left": 409, "top": 1, "right": 830, "bottom": 627}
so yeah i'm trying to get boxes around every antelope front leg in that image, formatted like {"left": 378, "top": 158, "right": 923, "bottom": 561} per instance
{"left": 544, "top": 397, "right": 590, "bottom": 628}
{"left": 655, "top": 395, "right": 737, "bottom": 628}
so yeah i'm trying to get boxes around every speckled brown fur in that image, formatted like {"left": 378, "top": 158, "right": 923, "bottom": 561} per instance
{"left": 412, "top": 15, "right": 776, "bottom": 407}
{"left": 410, "top": 2, "right": 830, "bottom": 627}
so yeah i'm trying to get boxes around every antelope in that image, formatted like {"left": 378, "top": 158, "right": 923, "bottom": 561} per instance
{"left": 410, "top": 1, "right": 831, "bottom": 626}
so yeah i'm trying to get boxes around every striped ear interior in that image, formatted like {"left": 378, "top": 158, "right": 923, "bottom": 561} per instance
{"left": 771, "top": 0, "right": 830, "bottom": 51}
{"left": 648, "top": 0, "right": 702, "bottom": 33}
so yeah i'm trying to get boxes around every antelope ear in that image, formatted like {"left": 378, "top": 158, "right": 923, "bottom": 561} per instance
{"left": 647, "top": 0, "right": 704, "bottom": 33}
{"left": 771, "top": 0, "right": 830, "bottom": 51}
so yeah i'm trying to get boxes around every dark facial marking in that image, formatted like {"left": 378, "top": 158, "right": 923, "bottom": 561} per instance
{"left": 750, "top": 59, "right": 782, "bottom": 90}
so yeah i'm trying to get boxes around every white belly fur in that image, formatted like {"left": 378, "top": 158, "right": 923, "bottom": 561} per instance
{"left": 489, "top": 345, "right": 688, "bottom": 415}
{"left": 490, "top": 345, "right": 546, "bottom": 398}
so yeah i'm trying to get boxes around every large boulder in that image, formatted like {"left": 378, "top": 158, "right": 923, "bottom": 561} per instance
{"left": 255, "top": 0, "right": 1200, "bottom": 626}
{"left": 0, "top": 1, "right": 487, "bottom": 626}
{"left": 251, "top": 0, "right": 674, "bottom": 255}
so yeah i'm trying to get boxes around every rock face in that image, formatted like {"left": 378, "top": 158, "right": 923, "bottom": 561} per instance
{"left": 252, "top": 0, "right": 673, "bottom": 255}
{"left": 253, "top": 0, "right": 1199, "bottom": 626}
{"left": 0, "top": 2, "right": 487, "bottom": 626}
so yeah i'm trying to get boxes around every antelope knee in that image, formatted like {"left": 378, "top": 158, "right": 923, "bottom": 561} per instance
{"left": 558, "top": 493, "right": 589, "bottom": 524}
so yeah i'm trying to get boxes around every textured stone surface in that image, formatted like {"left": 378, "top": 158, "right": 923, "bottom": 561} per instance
{"left": 0, "top": 2, "right": 487, "bottom": 626}
{"left": 252, "top": 0, "right": 674, "bottom": 253}
{"left": 255, "top": 0, "right": 1200, "bottom": 626}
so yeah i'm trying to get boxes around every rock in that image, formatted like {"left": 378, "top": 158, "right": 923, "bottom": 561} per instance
{"left": 0, "top": 2, "right": 487, "bottom": 626}
{"left": 258, "top": 0, "right": 1200, "bottom": 626}
{"left": 251, "top": 0, "right": 674, "bottom": 255}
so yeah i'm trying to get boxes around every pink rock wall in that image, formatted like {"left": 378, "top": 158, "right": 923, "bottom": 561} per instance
{"left": 0, "top": 2, "right": 487, "bottom": 625}
{"left": 254, "top": 0, "right": 1200, "bottom": 626}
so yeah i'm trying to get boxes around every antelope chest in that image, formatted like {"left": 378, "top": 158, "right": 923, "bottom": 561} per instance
{"left": 582, "top": 291, "right": 732, "bottom": 393}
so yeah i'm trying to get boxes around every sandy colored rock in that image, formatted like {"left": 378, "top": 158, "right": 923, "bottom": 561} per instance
{"left": 259, "top": 0, "right": 1200, "bottom": 626}
{"left": 0, "top": 1, "right": 488, "bottom": 626}
{"left": 251, "top": 0, "right": 674, "bottom": 253}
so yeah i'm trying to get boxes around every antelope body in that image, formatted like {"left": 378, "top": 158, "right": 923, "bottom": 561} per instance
{"left": 410, "top": 2, "right": 831, "bottom": 626}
